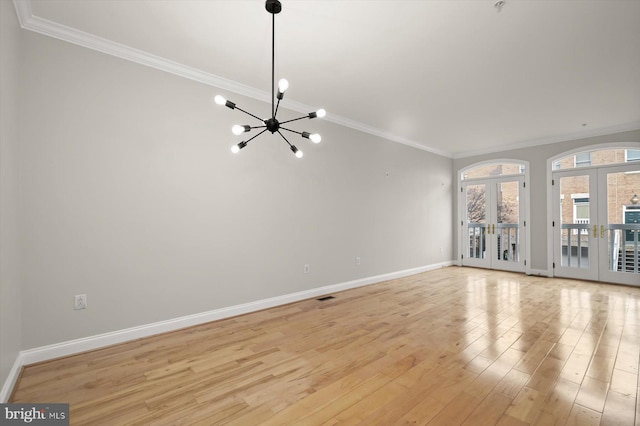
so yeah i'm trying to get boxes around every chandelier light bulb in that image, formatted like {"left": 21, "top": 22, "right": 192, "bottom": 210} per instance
{"left": 278, "top": 78, "right": 289, "bottom": 93}
{"left": 231, "top": 141, "right": 247, "bottom": 154}
{"left": 214, "top": 95, "right": 226, "bottom": 106}
{"left": 291, "top": 145, "right": 303, "bottom": 158}
{"left": 232, "top": 125, "right": 249, "bottom": 135}
{"left": 308, "top": 108, "right": 326, "bottom": 119}
{"left": 301, "top": 131, "right": 320, "bottom": 143}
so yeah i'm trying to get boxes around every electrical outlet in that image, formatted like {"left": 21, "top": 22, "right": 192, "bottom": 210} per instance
{"left": 355, "top": 257, "right": 361, "bottom": 266}
{"left": 74, "top": 294, "right": 87, "bottom": 310}
{"left": 303, "top": 264, "right": 310, "bottom": 274}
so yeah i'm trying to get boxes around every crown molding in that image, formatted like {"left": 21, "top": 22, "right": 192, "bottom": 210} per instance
{"left": 452, "top": 121, "right": 640, "bottom": 159}
{"left": 12, "top": 0, "right": 31, "bottom": 27}
{"left": 325, "top": 114, "right": 451, "bottom": 157}
{"left": 12, "top": 0, "right": 270, "bottom": 103}
{"left": 12, "top": 0, "right": 452, "bottom": 158}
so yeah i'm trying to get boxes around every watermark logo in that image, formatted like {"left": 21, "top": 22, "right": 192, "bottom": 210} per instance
{"left": 1, "top": 404, "right": 68, "bottom": 425}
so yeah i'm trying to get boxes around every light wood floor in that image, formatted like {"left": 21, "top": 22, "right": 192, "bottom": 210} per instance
{"left": 10, "top": 267, "right": 640, "bottom": 425}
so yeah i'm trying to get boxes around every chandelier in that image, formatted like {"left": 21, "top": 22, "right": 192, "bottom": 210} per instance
{"left": 214, "top": 0, "right": 326, "bottom": 158}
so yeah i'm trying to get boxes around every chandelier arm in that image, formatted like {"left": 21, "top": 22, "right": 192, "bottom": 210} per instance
{"left": 278, "top": 116, "right": 310, "bottom": 125}
{"left": 279, "top": 127, "right": 303, "bottom": 136}
{"left": 276, "top": 130, "right": 294, "bottom": 148}
{"left": 275, "top": 97, "right": 281, "bottom": 118}
{"left": 234, "top": 106, "right": 266, "bottom": 123}
{"left": 245, "top": 128, "right": 269, "bottom": 144}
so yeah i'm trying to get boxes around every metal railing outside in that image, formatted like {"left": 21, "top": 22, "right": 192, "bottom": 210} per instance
{"left": 560, "top": 223, "right": 590, "bottom": 268}
{"left": 467, "top": 223, "right": 520, "bottom": 262}
{"left": 497, "top": 223, "right": 519, "bottom": 262}
{"left": 468, "top": 223, "right": 487, "bottom": 259}
{"left": 608, "top": 224, "right": 640, "bottom": 273}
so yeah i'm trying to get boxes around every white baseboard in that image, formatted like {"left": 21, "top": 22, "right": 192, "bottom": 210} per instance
{"left": 526, "top": 268, "right": 551, "bottom": 277}
{"left": 1, "top": 261, "right": 453, "bottom": 401}
{"left": 0, "top": 353, "right": 24, "bottom": 403}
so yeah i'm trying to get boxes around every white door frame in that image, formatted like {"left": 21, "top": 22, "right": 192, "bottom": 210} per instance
{"left": 551, "top": 168, "right": 599, "bottom": 281}
{"left": 546, "top": 142, "right": 640, "bottom": 281}
{"left": 457, "top": 160, "right": 530, "bottom": 274}
{"left": 597, "top": 162, "right": 640, "bottom": 286}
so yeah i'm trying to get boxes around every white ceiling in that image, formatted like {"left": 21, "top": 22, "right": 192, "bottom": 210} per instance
{"left": 16, "top": 0, "right": 640, "bottom": 158}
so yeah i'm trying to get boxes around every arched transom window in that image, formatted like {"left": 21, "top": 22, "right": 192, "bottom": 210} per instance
{"left": 552, "top": 148, "right": 640, "bottom": 170}
{"left": 461, "top": 163, "right": 525, "bottom": 180}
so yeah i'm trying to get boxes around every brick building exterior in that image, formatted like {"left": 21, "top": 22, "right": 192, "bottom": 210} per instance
{"left": 554, "top": 149, "right": 640, "bottom": 227}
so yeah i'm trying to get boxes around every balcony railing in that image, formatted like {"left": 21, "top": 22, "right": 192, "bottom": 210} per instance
{"left": 608, "top": 224, "right": 639, "bottom": 273}
{"left": 467, "top": 223, "right": 519, "bottom": 262}
{"left": 497, "top": 223, "right": 519, "bottom": 262}
{"left": 468, "top": 224, "right": 486, "bottom": 259}
{"left": 561, "top": 223, "right": 591, "bottom": 267}
{"left": 560, "top": 223, "right": 639, "bottom": 273}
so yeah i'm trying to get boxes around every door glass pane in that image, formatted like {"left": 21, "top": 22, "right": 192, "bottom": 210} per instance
{"left": 559, "top": 175, "right": 591, "bottom": 268}
{"left": 496, "top": 181, "right": 519, "bottom": 262}
{"left": 605, "top": 171, "right": 640, "bottom": 274}
{"left": 466, "top": 184, "right": 487, "bottom": 259}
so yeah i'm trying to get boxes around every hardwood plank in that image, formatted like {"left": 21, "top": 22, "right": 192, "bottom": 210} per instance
{"left": 610, "top": 367, "right": 638, "bottom": 397}
{"left": 393, "top": 395, "right": 448, "bottom": 426}
{"left": 526, "top": 356, "right": 564, "bottom": 394}
{"left": 532, "top": 378, "right": 580, "bottom": 425}
{"left": 462, "top": 391, "right": 512, "bottom": 426}
{"left": 601, "top": 390, "right": 636, "bottom": 425}
{"left": 564, "top": 403, "right": 602, "bottom": 426}
{"left": 426, "top": 391, "right": 482, "bottom": 425}
{"left": 574, "top": 376, "right": 609, "bottom": 412}
{"left": 505, "top": 386, "right": 546, "bottom": 423}
{"left": 494, "top": 368, "right": 530, "bottom": 399}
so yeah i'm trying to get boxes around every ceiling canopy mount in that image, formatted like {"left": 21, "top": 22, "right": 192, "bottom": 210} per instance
{"left": 265, "top": 0, "right": 282, "bottom": 14}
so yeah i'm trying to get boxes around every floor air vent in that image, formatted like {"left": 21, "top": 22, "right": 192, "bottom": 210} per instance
{"left": 317, "top": 296, "right": 335, "bottom": 302}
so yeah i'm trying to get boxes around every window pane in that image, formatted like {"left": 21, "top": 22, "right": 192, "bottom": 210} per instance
{"left": 575, "top": 152, "right": 591, "bottom": 167}
{"left": 553, "top": 148, "right": 639, "bottom": 170}
{"left": 627, "top": 149, "right": 640, "bottom": 162}
{"left": 575, "top": 204, "right": 589, "bottom": 220}
{"left": 606, "top": 171, "right": 640, "bottom": 274}
{"left": 462, "top": 163, "right": 525, "bottom": 180}
{"left": 559, "top": 175, "right": 590, "bottom": 268}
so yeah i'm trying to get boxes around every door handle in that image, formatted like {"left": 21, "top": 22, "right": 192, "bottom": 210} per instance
{"left": 492, "top": 224, "right": 495, "bottom": 234}
{"left": 600, "top": 225, "right": 605, "bottom": 239}
{"left": 593, "top": 225, "right": 597, "bottom": 238}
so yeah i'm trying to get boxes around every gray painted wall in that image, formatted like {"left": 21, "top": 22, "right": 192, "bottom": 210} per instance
{"left": 16, "top": 27, "right": 453, "bottom": 349}
{"left": 0, "top": 0, "right": 23, "bottom": 389}
{"left": 453, "top": 129, "right": 640, "bottom": 271}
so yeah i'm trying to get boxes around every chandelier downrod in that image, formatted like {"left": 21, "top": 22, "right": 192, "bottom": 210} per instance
{"left": 271, "top": 11, "right": 275, "bottom": 119}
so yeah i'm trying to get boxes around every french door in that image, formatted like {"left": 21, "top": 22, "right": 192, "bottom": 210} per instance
{"left": 462, "top": 176, "right": 526, "bottom": 272}
{"left": 553, "top": 163, "right": 640, "bottom": 285}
